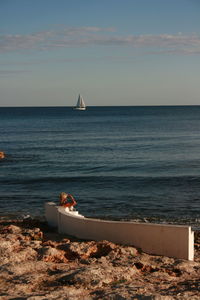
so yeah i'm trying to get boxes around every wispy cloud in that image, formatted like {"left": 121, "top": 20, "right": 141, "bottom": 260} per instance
{"left": 0, "top": 27, "right": 115, "bottom": 52}
{"left": 0, "top": 26, "right": 200, "bottom": 55}
{"left": 0, "top": 69, "right": 30, "bottom": 77}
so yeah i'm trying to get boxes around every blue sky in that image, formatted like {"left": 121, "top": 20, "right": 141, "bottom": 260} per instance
{"left": 0, "top": 0, "right": 200, "bottom": 106}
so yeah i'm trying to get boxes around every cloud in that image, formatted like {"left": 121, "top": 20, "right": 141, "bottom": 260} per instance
{"left": 0, "top": 69, "right": 30, "bottom": 77}
{"left": 0, "top": 27, "right": 115, "bottom": 52}
{"left": 147, "top": 48, "right": 200, "bottom": 55}
{"left": 0, "top": 26, "right": 200, "bottom": 55}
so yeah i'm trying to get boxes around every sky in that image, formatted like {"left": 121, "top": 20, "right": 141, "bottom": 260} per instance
{"left": 0, "top": 0, "right": 200, "bottom": 106}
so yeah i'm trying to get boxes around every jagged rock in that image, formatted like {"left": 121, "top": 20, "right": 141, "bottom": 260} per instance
{"left": 0, "top": 151, "right": 5, "bottom": 159}
{"left": 1, "top": 224, "right": 22, "bottom": 234}
{"left": 40, "top": 246, "right": 68, "bottom": 263}
{"left": 0, "top": 218, "right": 200, "bottom": 300}
{"left": 63, "top": 241, "right": 98, "bottom": 259}
{"left": 54, "top": 240, "right": 117, "bottom": 261}
{"left": 55, "top": 264, "right": 139, "bottom": 289}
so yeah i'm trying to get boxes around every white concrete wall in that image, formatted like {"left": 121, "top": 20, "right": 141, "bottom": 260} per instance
{"left": 45, "top": 202, "right": 194, "bottom": 260}
{"left": 44, "top": 202, "right": 58, "bottom": 228}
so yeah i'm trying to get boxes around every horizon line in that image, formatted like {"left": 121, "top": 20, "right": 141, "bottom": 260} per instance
{"left": 0, "top": 104, "right": 200, "bottom": 108}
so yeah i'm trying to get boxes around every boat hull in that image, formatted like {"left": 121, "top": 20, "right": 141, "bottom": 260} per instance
{"left": 73, "top": 107, "right": 86, "bottom": 110}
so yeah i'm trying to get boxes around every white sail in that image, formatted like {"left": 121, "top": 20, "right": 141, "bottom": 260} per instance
{"left": 74, "top": 94, "right": 86, "bottom": 110}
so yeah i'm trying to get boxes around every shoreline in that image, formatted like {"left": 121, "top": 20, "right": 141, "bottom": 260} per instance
{"left": 0, "top": 217, "right": 200, "bottom": 299}
{"left": 1, "top": 212, "right": 200, "bottom": 232}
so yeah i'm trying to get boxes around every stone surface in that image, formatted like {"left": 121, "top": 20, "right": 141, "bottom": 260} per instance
{"left": 0, "top": 218, "right": 200, "bottom": 299}
{"left": 0, "top": 151, "right": 5, "bottom": 159}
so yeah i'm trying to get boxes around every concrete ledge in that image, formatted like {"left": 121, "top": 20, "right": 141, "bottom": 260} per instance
{"left": 45, "top": 202, "right": 59, "bottom": 228}
{"left": 45, "top": 202, "right": 194, "bottom": 260}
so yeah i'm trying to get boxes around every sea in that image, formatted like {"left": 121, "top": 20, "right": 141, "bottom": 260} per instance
{"left": 0, "top": 106, "right": 200, "bottom": 229}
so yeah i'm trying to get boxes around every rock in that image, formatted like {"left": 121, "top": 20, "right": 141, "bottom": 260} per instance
{"left": 40, "top": 246, "right": 68, "bottom": 263}
{"left": 56, "top": 240, "right": 117, "bottom": 261}
{"left": 0, "top": 218, "right": 200, "bottom": 299}
{"left": 62, "top": 241, "right": 98, "bottom": 260}
{"left": 0, "top": 151, "right": 5, "bottom": 159}
{"left": 1, "top": 224, "right": 22, "bottom": 234}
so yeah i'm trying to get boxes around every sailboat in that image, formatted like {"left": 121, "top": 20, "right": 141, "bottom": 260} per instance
{"left": 74, "top": 94, "right": 86, "bottom": 110}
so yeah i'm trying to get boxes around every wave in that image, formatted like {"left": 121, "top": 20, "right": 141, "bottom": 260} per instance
{"left": 1, "top": 174, "right": 200, "bottom": 189}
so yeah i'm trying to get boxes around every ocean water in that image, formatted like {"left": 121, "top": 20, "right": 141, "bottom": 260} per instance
{"left": 0, "top": 106, "right": 200, "bottom": 228}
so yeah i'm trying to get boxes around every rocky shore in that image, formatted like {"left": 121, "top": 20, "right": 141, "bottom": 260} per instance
{"left": 0, "top": 218, "right": 200, "bottom": 300}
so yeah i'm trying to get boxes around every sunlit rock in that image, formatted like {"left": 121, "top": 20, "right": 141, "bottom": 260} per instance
{"left": 0, "top": 151, "right": 5, "bottom": 159}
